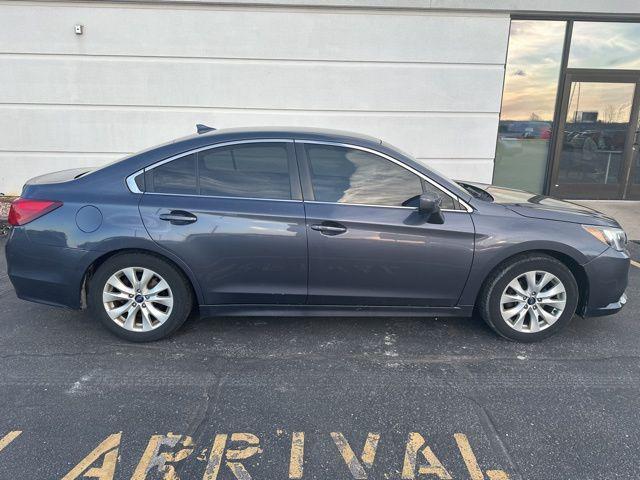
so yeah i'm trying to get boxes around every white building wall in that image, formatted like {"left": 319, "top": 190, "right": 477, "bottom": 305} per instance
{"left": 0, "top": 1, "right": 510, "bottom": 194}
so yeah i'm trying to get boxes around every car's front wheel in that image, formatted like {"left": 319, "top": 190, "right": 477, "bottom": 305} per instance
{"left": 89, "top": 253, "right": 193, "bottom": 342}
{"left": 479, "top": 254, "right": 579, "bottom": 341}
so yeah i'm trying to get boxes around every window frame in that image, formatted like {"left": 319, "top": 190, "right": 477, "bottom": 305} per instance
{"left": 126, "top": 139, "right": 303, "bottom": 202}
{"left": 294, "top": 140, "right": 469, "bottom": 212}
{"left": 126, "top": 138, "right": 471, "bottom": 212}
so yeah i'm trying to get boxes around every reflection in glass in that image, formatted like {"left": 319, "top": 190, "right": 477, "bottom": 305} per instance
{"left": 150, "top": 153, "right": 197, "bottom": 194}
{"left": 493, "top": 20, "right": 566, "bottom": 193}
{"left": 557, "top": 82, "right": 635, "bottom": 187}
{"left": 198, "top": 143, "right": 291, "bottom": 200}
{"left": 305, "top": 145, "right": 455, "bottom": 209}
{"left": 569, "top": 22, "right": 640, "bottom": 70}
{"left": 306, "top": 145, "right": 421, "bottom": 207}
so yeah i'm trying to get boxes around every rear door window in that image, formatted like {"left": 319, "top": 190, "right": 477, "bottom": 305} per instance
{"left": 145, "top": 142, "right": 294, "bottom": 200}
{"left": 198, "top": 143, "right": 291, "bottom": 200}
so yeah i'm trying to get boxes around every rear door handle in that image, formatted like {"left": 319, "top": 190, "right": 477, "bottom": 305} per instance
{"left": 159, "top": 210, "right": 197, "bottom": 225}
{"left": 310, "top": 222, "right": 347, "bottom": 236}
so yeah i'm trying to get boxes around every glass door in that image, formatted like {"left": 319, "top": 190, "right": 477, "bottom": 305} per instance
{"left": 549, "top": 72, "right": 640, "bottom": 199}
{"left": 627, "top": 116, "right": 640, "bottom": 199}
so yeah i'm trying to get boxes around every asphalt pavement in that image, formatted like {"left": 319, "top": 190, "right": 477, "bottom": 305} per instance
{"left": 0, "top": 238, "right": 639, "bottom": 480}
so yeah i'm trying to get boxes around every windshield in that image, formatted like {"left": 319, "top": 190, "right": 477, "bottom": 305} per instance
{"left": 455, "top": 181, "right": 494, "bottom": 202}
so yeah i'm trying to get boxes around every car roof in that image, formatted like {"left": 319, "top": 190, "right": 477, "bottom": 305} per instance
{"left": 93, "top": 125, "right": 472, "bottom": 204}
{"left": 185, "top": 126, "right": 383, "bottom": 145}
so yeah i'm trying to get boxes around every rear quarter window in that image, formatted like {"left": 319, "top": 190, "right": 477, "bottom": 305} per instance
{"left": 146, "top": 153, "right": 197, "bottom": 195}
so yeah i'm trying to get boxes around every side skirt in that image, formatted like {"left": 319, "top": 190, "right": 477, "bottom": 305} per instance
{"left": 198, "top": 304, "right": 474, "bottom": 318}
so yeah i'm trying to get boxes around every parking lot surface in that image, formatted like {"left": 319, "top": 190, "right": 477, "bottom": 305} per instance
{"left": 0, "top": 238, "right": 639, "bottom": 479}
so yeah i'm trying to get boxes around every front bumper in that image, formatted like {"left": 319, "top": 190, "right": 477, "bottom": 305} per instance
{"left": 584, "top": 292, "right": 627, "bottom": 317}
{"left": 581, "top": 247, "right": 630, "bottom": 318}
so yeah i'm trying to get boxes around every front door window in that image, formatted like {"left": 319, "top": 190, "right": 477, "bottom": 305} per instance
{"left": 304, "top": 144, "right": 456, "bottom": 209}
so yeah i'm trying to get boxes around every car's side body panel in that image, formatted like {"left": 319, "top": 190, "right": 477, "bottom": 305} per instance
{"left": 6, "top": 227, "right": 99, "bottom": 308}
{"left": 8, "top": 169, "right": 209, "bottom": 308}
{"left": 302, "top": 202, "right": 474, "bottom": 306}
{"left": 457, "top": 200, "right": 627, "bottom": 313}
{"left": 139, "top": 194, "right": 308, "bottom": 305}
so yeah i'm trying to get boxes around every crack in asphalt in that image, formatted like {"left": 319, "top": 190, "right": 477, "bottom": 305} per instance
{"left": 173, "top": 371, "right": 229, "bottom": 477}
{"left": 187, "top": 372, "right": 228, "bottom": 442}
{"left": 468, "top": 395, "right": 523, "bottom": 480}
{"left": 446, "top": 363, "right": 524, "bottom": 480}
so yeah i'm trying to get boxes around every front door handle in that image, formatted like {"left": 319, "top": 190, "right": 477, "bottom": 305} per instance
{"left": 310, "top": 222, "right": 347, "bottom": 236}
{"left": 159, "top": 210, "right": 197, "bottom": 225}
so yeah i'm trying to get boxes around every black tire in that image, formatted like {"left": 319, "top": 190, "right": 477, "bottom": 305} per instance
{"left": 479, "top": 254, "right": 579, "bottom": 342}
{"left": 88, "top": 252, "right": 193, "bottom": 342}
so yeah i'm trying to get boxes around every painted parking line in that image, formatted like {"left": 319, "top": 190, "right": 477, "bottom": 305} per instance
{"left": 0, "top": 431, "right": 21, "bottom": 454}
{"left": 2, "top": 429, "right": 511, "bottom": 480}
{"left": 631, "top": 259, "right": 640, "bottom": 269}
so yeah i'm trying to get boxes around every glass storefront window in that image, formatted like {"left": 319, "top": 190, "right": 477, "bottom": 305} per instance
{"left": 569, "top": 22, "right": 640, "bottom": 70}
{"left": 557, "top": 81, "right": 635, "bottom": 186}
{"left": 493, "top": 20, "right": 566, "bottom": 193}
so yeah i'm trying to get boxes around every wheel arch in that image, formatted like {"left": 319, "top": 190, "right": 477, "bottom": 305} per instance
{"left": 473, "top": 249, "right": 589, "bottom": 315}
{"left": 80, "top": 248, "right": 204, "bottom": 309}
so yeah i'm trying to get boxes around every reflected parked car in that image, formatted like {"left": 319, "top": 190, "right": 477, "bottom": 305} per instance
{"left": 522, "top": 123, "right": 552, "bottom": 140}
{"left": 5, "top": 127, "right": 630, "bottom": 342}
{"left": 565, "top": 129, "right": 626, "bottom": 151}
{"left": 499, "top": 121, "right": 551, "bottom": 140}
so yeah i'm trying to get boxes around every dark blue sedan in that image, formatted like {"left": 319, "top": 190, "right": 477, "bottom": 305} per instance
{"left": 5, "top": 127, "right": 630, "bottom": 342}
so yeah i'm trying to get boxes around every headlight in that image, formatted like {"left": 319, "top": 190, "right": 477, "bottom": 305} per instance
{"left": 582, "top": 225, "right": 627, "bottom": 251}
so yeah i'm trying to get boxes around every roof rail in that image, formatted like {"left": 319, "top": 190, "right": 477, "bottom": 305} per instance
{"left": 196, "top": 124, "right": 216, "bottom": 134}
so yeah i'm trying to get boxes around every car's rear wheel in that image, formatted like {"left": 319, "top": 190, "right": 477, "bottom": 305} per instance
{"left": 89, "top": 253, "right": 193, "bottom": 342}
{"left": 479, "top": 254, "right": 579, "bottom": 342}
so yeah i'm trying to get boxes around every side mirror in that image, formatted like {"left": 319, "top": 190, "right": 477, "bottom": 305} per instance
{"left": 418, "top": 192, "right": 445, "bottom": 224}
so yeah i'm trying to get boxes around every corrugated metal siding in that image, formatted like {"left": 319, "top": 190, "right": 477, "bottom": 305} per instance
{"left": 0, "top": 2, "right": 509, "bottom": 193}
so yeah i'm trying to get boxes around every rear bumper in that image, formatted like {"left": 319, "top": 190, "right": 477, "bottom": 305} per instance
{"left": 5, "top": 228, "right": 97, "bottom": 309}
{"left": 581, "top": 247, "right": 630, "bottom": 318}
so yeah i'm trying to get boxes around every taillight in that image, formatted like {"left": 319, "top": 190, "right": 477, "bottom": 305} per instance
{"left": 8, "top": 198, "right": 63, "bottom": 226}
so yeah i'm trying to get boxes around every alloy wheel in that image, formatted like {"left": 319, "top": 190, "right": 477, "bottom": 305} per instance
{"left": 499, "top": 270, "right": 567, "bottom": 333}
{"left": 102, "top": 267, "right": 174, "bottom": 332}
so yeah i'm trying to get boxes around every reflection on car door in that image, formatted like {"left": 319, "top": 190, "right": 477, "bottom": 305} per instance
{"left": 139, "top": 141, "right": 308, "bottom": 305}
{"left": 297, "top": 142, "right": 475, "bottom": 307}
